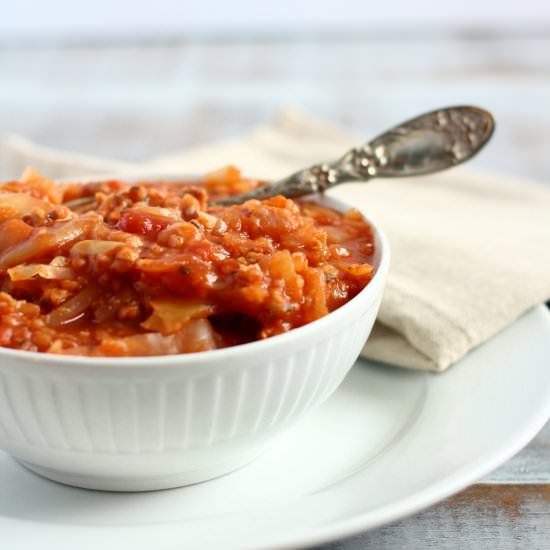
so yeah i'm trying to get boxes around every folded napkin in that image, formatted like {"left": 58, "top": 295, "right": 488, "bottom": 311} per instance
{"left": 2, "top": 110, "right": 550, "bottom": 371}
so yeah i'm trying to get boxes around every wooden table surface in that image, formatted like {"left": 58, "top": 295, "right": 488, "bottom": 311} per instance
{"left": 0, "top": 33, "right": 549, "bottom": 548}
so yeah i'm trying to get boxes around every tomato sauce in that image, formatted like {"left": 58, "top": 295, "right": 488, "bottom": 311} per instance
{"left": 0, "top": 167, "right": 375, "bottom": 356}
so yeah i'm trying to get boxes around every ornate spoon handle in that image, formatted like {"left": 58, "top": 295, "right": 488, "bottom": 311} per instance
{"left": 214, "top": 106, "right": 495, "bottom": 206}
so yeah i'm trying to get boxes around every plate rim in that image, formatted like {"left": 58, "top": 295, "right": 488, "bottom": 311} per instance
{"left": 262, "top": 305, "right": 550, "bottom": 549}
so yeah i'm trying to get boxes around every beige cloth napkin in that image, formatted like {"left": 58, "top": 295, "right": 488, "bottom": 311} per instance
{"left": 2, "top": 110, "right": 550, "bottom": 371}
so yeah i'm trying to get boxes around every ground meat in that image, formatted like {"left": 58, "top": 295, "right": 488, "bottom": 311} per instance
{"left": 0, "top": 166, "right": 375, "bottom": 356}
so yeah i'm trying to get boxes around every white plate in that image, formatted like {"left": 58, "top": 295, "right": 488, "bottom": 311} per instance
{"left": 1, "top": 305, "right": 550, "bottom": 550}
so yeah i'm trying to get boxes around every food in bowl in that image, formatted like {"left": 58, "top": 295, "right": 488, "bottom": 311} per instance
{"left": 0, "top": 169, "right": 388, "bottom": 491}
{"left": 0, "top": 167, "right": 376, "bottom": 357}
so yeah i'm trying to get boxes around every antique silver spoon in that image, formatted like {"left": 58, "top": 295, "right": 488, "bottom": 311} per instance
{"left": 214, "top": 105, "right": 495, "bottom": 206}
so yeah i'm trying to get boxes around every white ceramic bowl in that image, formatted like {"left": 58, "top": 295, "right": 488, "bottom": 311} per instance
{"left": 0, "top": 189, "right": 389, "bottom": 492}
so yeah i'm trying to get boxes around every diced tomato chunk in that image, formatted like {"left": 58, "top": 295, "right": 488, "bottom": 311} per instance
{"left": 204, "top": 165, "right": 241, "bottom": 185}
{"left": 118, "top": 209, "right": 174, "bottom": 238}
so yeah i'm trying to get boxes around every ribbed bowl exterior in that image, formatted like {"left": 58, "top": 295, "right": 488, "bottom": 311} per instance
{"left": 0, "top": 309, "right": 377, "bottom": 453}
{"left": 0, "top": 296, "right": 381, "bottom": 490}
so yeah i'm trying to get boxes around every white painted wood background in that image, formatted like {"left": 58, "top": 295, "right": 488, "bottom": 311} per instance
{"left": 0, "top": 32, "right": 549, "bottom": 548}
{"left": 3, "top": 1, "right": 550, "bottom": 37}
